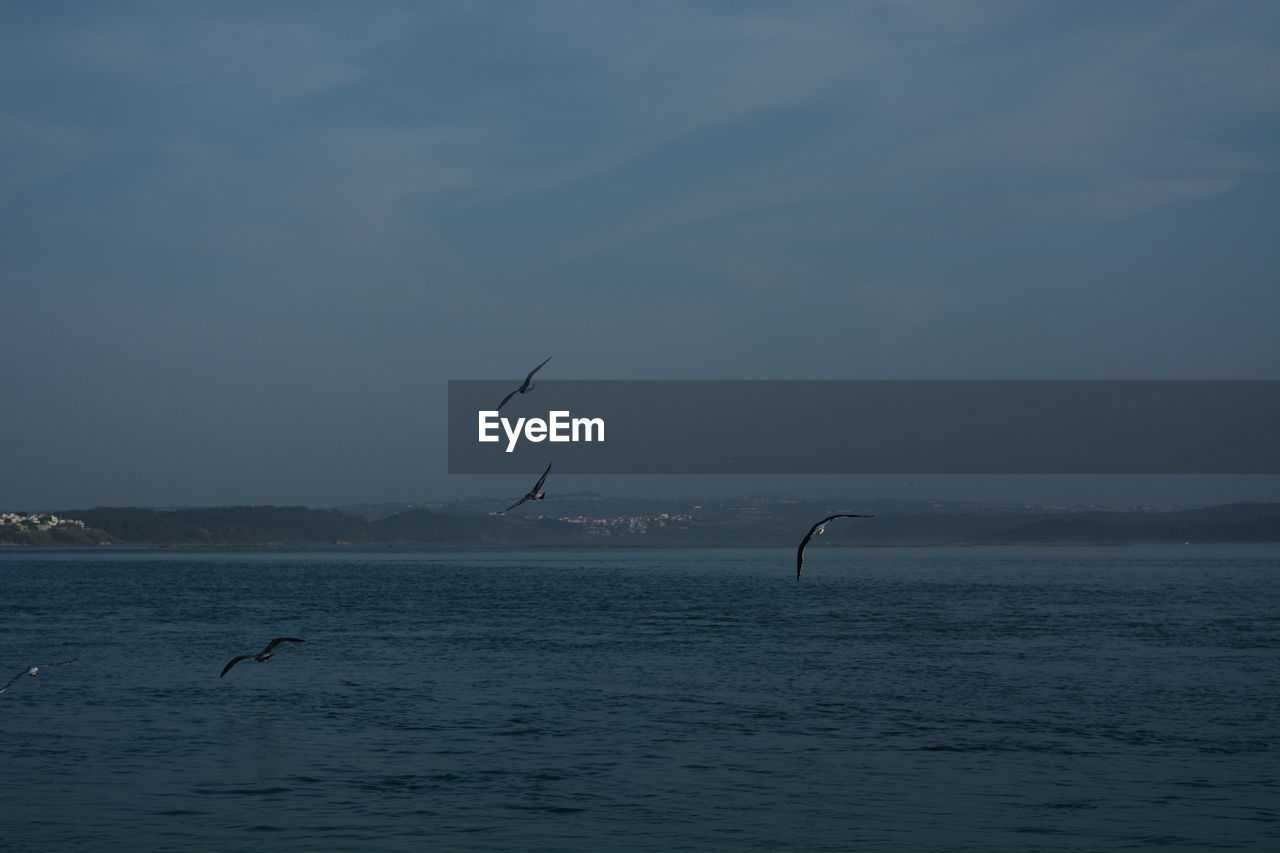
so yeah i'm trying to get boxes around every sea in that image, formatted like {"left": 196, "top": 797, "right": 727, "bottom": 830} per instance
{"left": 1, "top": 544, "right": 1276, "bottom": 851}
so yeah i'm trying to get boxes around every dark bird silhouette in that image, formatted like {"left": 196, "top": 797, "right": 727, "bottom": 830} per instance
{"left": 497, "top": 356, "right": 551, "bottom": 411}
{"left": 1, "top": 659, "right": 76, "bottom": 694}
{"left": 499, "top": 462, "right": 552, "bottom": 514}
{"left": 796, "top": 514, "right": 873, "bottom": 580}
{"left": 220, "top": 638, "right": 304, "bottom": 678}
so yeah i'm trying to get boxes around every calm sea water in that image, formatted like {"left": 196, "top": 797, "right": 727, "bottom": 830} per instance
{"left": 1, "top": 545, "right": 1277, "bottom": 851}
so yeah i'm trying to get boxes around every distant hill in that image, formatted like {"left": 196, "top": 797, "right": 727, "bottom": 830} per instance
{"left": 370, "top": 508, "right": 581, "bottom": 545}
{"left": 56, "top": 505, "right": 372, "bottom": 546}
{"left": 983, "top": 509, "right": 1280, "bottom": 544}
{"left": 0, "top": 512, "right": 115, "bottom": 546}
{"left": 8, "top": 500, "right": 1275, "bottom": 547}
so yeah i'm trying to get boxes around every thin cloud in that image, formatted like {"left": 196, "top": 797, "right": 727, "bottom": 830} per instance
{"left": 1074, "top": 178, "right": 1236, "bottom": 221}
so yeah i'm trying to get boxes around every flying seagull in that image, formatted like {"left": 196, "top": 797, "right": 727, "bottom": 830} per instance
{"left": 1, "top": 659, "right": 76, "bottom": 694}
{"left": 220, "top": 638, "right": 304, "bottom": 678}
{"left": 497, "top": 356, "right": 551, "bottom": 411}
{"left": 499, "top": 462, "right": 552, "bottom": 514}
{"left": 796, "top": 514, "right": 873, "bottom": 580}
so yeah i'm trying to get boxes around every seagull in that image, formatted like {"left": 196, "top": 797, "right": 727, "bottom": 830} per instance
{"left": 499, "top": 462, "right": 552, "bottom": 514}
{"left": 497, "top": 356, "right": 551, "bottom": 411}
{"left": 796, "top": 514, "right": 873, "bottom": 580}
{"left": 220, "top": 638, "right": 304, "bottom": 678}
{"left": 1, "top": 659, "right": 77, "bottom": 694}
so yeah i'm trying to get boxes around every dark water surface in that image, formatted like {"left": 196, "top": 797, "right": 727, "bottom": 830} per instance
{"left": 2, "top": 545, "right": 1277, "bottom": 851}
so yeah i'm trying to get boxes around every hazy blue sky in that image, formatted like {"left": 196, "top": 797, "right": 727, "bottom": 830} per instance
{"left": 2, "top": 1, "right": 1277, "bottom": 509}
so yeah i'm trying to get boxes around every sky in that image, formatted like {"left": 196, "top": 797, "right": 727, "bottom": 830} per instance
{"left": 2, "top": 1, "right": 1278, "bottom": 510}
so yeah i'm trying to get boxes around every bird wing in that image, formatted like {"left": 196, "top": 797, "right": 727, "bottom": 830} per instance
{"left": 262, "top": 638, "right": 304, "bottom": 654}
{"left": 496, "top": 387, "right": 520, "bottom": 411}
{"left": 796, "top": 515, "right": 873, "bottom": 580}
{"left": 817, "top": 513, "right": 872, "bottom": 526}
{"left": 521, "top": 356, "right": 552, "bottom": 390}
{"left": 220, "top": 655, "right": 252, "bottom": 678}
{"left": 796, "top": 529, "right": 818, "bottom": 580}
{"left": 532, "top": 461, "right": 553, "bottom": 492}
{"left": 37, "top": 659, "right": 77, "bottom": 667}
{"left": 1, "top": 670, "right": 28, "bottom": 693}
{"left": 503, "top": 495, "right": 532, "bottom": 513}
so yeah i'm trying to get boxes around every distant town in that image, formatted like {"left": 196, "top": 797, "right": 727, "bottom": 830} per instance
{"left": 0, "top": 512, "right": 87, "bottom": 534}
